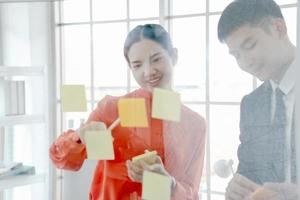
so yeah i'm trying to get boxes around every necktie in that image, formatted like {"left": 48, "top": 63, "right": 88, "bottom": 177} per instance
{"left": 273, "top": 88, "right": 286, "bottom": 125}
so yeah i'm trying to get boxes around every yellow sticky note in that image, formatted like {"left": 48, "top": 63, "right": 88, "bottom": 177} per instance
{"left": 85, "top": 130, "right": 115, "bottom": 160}
{"left": 251, "top": 187, "right": 277, "bottom": 199}
{"left": 142, "top": 171, "right": 171, "bottom": 200}
{"left": 118, "top": 98, "right": 148, "bottom": 127}
{"left": 61, "top": 85, "right": 87, "bottom": 112}
{"left": 132, "top": 150, "right": 157, "bottom": 164}
{"left": 152, "top": 88, "right": 181, "bottom": 122}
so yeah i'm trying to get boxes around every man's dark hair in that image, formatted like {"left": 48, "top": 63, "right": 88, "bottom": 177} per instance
{"left": 218, "top": 0, "right": 284, "bottom": 42}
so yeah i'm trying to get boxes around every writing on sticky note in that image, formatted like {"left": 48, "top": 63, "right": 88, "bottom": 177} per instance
{"left": 85, "top": 130, "right": 115, "bottom": 160}
{"left": 152, "top": 88, "right": 181, "bottom": 122}
{"left": 61, "top": 85, "right": 87, "bottom": 112}
{"left": 142, "top": 171, "right": 171, "bottom": 200}
{"left": 118, "top": 98, "right": 148, "bottom": 127}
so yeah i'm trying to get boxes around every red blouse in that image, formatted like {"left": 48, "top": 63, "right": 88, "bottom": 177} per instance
{"left": 50, "top": 88, "right": 206, "bottom": 200}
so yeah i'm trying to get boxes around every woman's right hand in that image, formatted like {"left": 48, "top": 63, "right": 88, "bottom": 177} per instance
{"left": 76, "top": 121, "right": 107, "bottom": 144}
{"left": 126, "top": 160, "right": 144, "bottom": 183}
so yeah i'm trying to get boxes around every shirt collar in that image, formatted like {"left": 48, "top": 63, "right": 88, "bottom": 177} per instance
{"left": 270, "top": 56, "right": 298, "bottom": 95}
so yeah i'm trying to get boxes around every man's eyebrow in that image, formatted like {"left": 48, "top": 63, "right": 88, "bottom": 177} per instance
{"left": 240, "top": 36, "right": 254, "bottom": 48}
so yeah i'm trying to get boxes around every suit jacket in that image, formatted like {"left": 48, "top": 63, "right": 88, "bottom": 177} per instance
{"left": 237, "top": 81, "right": 292, "bottom": 184}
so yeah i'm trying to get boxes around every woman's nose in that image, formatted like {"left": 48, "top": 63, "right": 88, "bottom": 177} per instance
{"left": 143, "top": 64, "right": 156, "bottom": 76}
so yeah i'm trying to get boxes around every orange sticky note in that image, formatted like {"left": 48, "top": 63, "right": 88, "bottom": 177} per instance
{"left": 142, "top": 171, "right": 171, "bottom": 200}
{"left": 152, "top": 88, "right": 181, "bottom": 122}
{"left": 118, "top": 98, "right": 148, "bottom": 127}
{"left": 61, "top": 85, "right": 87, "bottom": 112}
{"left": 85, "top": 130, "right": 115, "bottom": 160}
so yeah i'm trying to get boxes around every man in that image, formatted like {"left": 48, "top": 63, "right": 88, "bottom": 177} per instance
{"left": 217, "top": 0, "right": 299, "bottom": 199}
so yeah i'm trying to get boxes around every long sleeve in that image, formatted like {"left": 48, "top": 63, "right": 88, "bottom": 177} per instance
{"left": 49, "top": 130, "right": 86, "bottom": 171}
{"left": 49, "top": 97, "right": 109, "bottom": 171}
{"left": 172, "top": 122, "right": 206, "bottom": 200}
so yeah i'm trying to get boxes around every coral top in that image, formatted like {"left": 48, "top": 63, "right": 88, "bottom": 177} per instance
{"left": 50, "top": 88, "right": 206, "bottom": 200}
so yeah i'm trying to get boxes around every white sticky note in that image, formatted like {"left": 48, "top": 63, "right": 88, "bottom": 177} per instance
{"left": 61, "top": 85, "right": 87, "bottom": 112}
{"left": 142, "top": 171, "right": 172, "bottom": 200}
{"left": 85, "top": 130, "right": 115, "bottom": 160}
{"left": 152, "top": 88, "right": 181, "bottom": 122}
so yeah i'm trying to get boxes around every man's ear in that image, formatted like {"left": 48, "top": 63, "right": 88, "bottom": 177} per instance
{"left": 172, "top": 48, "right": 178, "bottom": 65}
{"left": 271, "top": 18, "right": 287, "bottom": 39}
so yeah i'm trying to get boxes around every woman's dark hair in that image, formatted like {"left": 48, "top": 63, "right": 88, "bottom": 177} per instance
{"left": 124, "top": 24, "right": 174, "bottom": 63}
{"left": 218, "top": 0, "right": 284, "bottom": 43}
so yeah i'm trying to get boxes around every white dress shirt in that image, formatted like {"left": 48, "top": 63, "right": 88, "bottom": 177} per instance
{"left": 270, "top": 56, "right": 298, "bottom": 183}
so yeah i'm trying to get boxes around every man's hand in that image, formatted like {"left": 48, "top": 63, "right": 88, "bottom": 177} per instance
{"left": 225, "top": 173, "right": 259, "bottom": 200}
{"left": 262, "top": 183, "right": 299, "bottom": 200}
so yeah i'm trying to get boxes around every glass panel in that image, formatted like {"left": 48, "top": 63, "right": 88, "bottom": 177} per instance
{"left": 275, "top": 0, "right": 297, "bottom": 5}
{"left": 4, "top": 182, "right": 45, "bottom": 200}
{"left": 210, "top": 0, "right": 297, "bottom": 13}
{"left": 210, "top": 105, "right": 240, "bottom": 193}
{"left": 209, "top": 0, "right": 232, "bottom": 12}
{"left": 209, "top": 15, "right": 253, "bottom": 102}
{"left": 63, "top": 25, "right": 91, "bottom": 86}
{"left": 282, "top": 8, "right": 297, "bottom": 45}
{"left": 184, "top": 104, "right": 206, "bottom": 117}
{"left": 129, "top": 0, "right": 159, "bottom": 19}
{"left": 93, "top": 22, "right": 127, "bottom": 93}
{"left": 172, "top": 17, "right": 206, "bottom": 102}
{"left": 172, "top": 0, "right": 206, "bottom": 15}
{"left": 61, "top": 0, "right": 90, "bottom": 23}
{"left": 94, "top": 88, "right": 127, "bottom": 104}
{"left": 65, "top": 111, "right": 90, "bottom": 130}
{"left": 3, "top": 124, "right": 47, "bottom": 200}
{"left": 92, "top": 0, "right": 126, "bottom": 21}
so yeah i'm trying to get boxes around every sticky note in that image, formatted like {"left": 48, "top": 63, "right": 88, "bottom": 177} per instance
{"left": 251, "top": 187, "right": 277, "bottom": 199}
{"left": 61, "top": 85, "right": 87, "bottom": 112}
{"left": 85, "top": 130, "right": 115, "bottom": 160}
{"left": 142, "top": 171, "right": 171, "bottom": 200}
{"left": 118, "top": 98, "right": 148, "bottom": 127}
{"left": 152, "top": 88, "right": 181, "bottom": 122}
{"left": 132, "top": 150, "right": 157, "bottom": 164}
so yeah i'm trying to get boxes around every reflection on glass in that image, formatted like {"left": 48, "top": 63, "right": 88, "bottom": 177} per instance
{"left": 93, "top": 23, "right": 127, "bottom": 88}
{"left": 209, "top": 15, "right": 253, "bottom": 102}
{"left": 172, "top": 17, "right": 206, "bottom": 102}
{"left": 61, "top": 0, "right": 90, "bottom": 23}
{"left": 210, "top": 105, "right": 240, "bottom": 193}
{"left": 63, "top": 25, "right": 91, "bottom": 86}
{"left": 129, "top": 0, "right": 159, "bottom": 19}
{"left": 172, "top": 0, "right": 206, "bottom": 15}
{"left": 92, "top": 0, "right": 126, "bottom": 21}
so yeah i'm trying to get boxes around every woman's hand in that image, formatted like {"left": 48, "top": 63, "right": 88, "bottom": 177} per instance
{"left": 126, "top": 155, "right": 176, "bottom": 193}
{"left": 76, "top": 121, "right": 107, "bottom": 144}
{"left": 139, "top": 155, "right": 176, "bottom": 192}
{"left": 126, "top": 160, "right": 144, "bottom": 183}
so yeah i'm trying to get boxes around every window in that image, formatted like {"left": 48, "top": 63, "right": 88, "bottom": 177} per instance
{"left": 55, "top": 0, "right": 299, "bottom": 199}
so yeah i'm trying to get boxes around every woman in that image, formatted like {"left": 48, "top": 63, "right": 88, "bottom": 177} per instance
{"left": 50, "top": 24, "right": 206, "bottom": 200}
